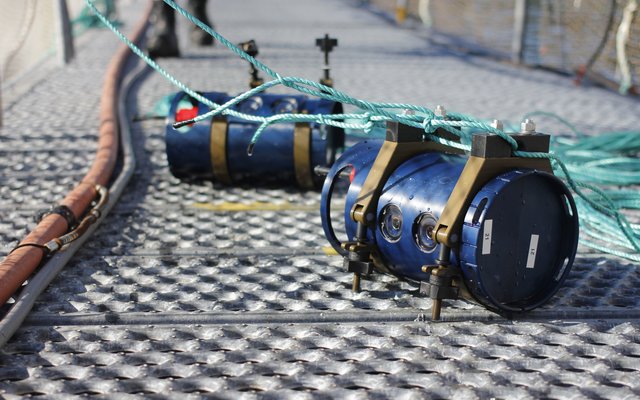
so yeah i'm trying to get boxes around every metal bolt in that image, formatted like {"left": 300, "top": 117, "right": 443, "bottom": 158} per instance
{"left": 352, "top": 273, "right": 361, "bottom": 292}
{"left": 521, "top": 118, "right": 536, "bottom": 133}
{"left": 434, "top": 105, "right": 447, "bottom": 118}
{"left": 431, "top": 299, "right": 442, "bottom": 320}
{"left": 490, "top": 119, "right": 504, "bottom": 131}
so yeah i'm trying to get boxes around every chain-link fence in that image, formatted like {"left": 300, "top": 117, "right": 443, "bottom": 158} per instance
{"left": 367, "top": 0, "right": 639, "bottom": 94}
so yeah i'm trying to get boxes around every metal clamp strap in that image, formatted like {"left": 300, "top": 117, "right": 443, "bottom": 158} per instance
{"left": 210, "top": 117, "right": 232, "bottom": 185}
{"left": 36, "top": 205, "right": 78, "bottom": 230}
{"left": 293, "top": 122, "right": 315, "bottom": 189}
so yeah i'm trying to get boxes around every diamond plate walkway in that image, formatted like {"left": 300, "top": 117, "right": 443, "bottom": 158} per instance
{"left": 1, "top": 0, "right": 640, "bottom": 398}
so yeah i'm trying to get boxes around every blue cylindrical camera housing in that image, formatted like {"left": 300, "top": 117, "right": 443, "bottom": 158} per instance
{"left": 321, "top": 140, "right": 579, "bottom": 313}
{"left": 165, "top": 91, "right": 343, "bottom": 188}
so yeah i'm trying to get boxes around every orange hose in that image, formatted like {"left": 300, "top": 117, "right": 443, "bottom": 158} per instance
{"left": 0, "top": 1, "right": 152, "bottom": 307}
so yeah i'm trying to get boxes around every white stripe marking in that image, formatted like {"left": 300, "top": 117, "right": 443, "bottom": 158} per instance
{"left": 526, "top": 234, "right": 540, "bottom": 269}
{"left": 482, "top": 219, "right": 493, "bottom": 255}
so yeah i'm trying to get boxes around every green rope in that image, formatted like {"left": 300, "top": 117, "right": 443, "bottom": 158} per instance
{"left": 72, "top": 0, "right": 118, "bottom": 35}
{"left": 532, "top": 116, "right": 640, "bottom": 258}
{"left": 160, "top": 0, "right": 518, "bottom": 152}
{"left": 85, "top": 0, "right": 640, "bottom": 262}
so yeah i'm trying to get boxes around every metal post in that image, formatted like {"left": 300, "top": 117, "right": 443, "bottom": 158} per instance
{"left": 54, "top": 0, "right": 74, "bottom": 65}
{"left": 396, "top": 0, "right": 408, "bottom": 24}
{"left": 512, "top": 0, "right": 541, "bottom": 66}
{"left": 418, "top": 0, "right": 432, "bottom": 28}
{"left": 0, "top": 74, "right": 3, "bottom": 128}
{"left": 512, "top": 0, "right": 527, "bottom": 64}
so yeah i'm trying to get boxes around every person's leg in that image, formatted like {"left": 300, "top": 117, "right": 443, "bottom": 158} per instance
{"left": 147, "top": 0, "right": 180, "bottom": 58}
{"left": 188, "top": 0, "right": 214, "bottom": 46}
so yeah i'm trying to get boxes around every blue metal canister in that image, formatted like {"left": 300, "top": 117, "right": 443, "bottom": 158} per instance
{"left": 321, "top": 140, "right": 579, "bottom": 313}
{"left": 165, "top": 91, "right": 343, "bottom": 188}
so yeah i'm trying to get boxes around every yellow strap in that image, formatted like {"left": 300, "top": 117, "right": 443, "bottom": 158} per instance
{"left": 210, "top": 118, "right": 232, "bottom": 185}
{"left": 293, "top": 122, "right": 314, "bottom": 189}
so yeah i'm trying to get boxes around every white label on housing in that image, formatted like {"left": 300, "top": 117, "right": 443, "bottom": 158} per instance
{"left": 482, "top": 220, "right": 493, "bottom": 255}
{"left": 526, "top": 234, "right": 540, "bottom": 269}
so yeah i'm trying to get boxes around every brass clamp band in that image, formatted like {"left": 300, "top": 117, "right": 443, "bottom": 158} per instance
{"left": 349, "top": 123, "right": 463, "bottom": 226}
{"left": 210, "top": 117, "right": 232, "bottom": 185}
{"left": 293, "top": 122, "right": 315, "bottom": 189}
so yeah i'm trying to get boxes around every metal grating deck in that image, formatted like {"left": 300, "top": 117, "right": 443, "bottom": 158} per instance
{"left": 1, "top": 0, "right": 640, "bottom": 398}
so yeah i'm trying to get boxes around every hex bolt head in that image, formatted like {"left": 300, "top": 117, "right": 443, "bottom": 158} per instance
{"left": 434, "top": 105, "right": 447, "bottom": 118}
{"left": 521, "top": 118, "right": 536, "bottom": 133}
{"left": 490, "top": 119, "right": 504, "bottom": 131}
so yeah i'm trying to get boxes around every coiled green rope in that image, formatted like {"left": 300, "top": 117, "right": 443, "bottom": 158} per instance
{"left": 85, "top": 0, "right": 640, "bottom": 261}
{"left": 540, "top": 117, "right": 640, "bottom": 261}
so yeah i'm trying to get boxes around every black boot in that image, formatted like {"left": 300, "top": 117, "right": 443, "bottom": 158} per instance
{"left": 188, "top": 0, "right": 214, "bottom": 46}
{"left": 147, "top": 0, "right": 180, "bottom": 58}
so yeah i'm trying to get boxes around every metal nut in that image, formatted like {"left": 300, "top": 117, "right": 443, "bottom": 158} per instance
{"left": 521, "top": 118, "right": 536, "bottom": 133}
{"left": 490, "top": 119, "right": 504, "bottom": 131}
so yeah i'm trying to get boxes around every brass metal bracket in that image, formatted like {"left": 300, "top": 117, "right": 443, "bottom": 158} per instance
{"left": 343, "top": 121, "right": 462, "bottom": 292}
{"left": 210, "top": 116, "right": 232, "bottom": 185}
{"left": 433, "top": 133, "right": 552, "bottom": 247}
{"left": 349, "top": 121, "right": 463, "bottom": 226}
{"left": 293, "top": 122, "right": 315, "bottom": 189}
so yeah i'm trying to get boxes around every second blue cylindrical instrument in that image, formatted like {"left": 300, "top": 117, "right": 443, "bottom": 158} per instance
{"left": 165, "top": 91, "right": 344, "bottom": 188}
